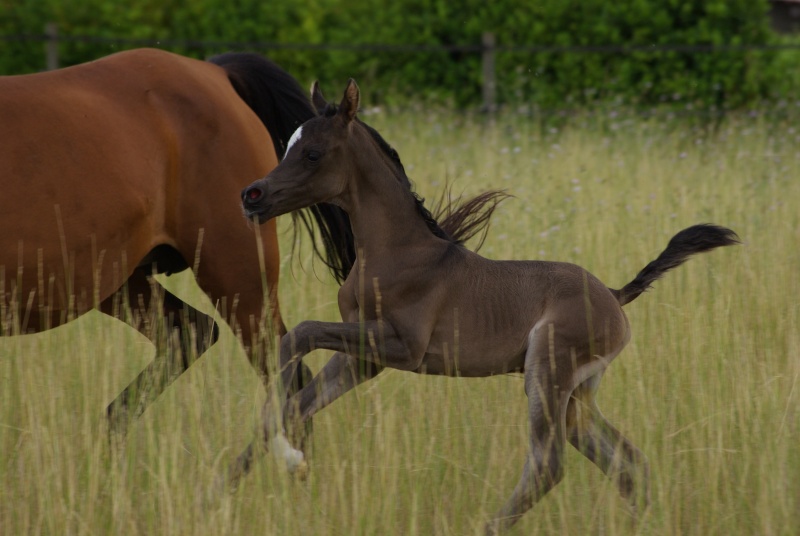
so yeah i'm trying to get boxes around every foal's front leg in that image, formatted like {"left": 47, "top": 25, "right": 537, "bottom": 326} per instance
{"left": 224, "top": 351, "right": 384, "bottom": 490}
{"left": 265, "top": 320, "right": 412, "bottom": 471}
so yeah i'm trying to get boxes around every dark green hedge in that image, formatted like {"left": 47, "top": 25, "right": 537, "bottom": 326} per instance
{"left": 2, "top": 0, "right": 798, "bottom": 109}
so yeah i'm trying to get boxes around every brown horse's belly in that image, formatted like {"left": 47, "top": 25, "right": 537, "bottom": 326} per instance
{"left": 0, "top": 92, "right": 167, "bottom": 332}
{"left": 0, "top": 191, "right": 161, "bottom": 332}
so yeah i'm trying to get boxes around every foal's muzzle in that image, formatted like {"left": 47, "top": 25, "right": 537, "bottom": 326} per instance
{"left": 242, "top": 184, "right": 264, "bottom": 205}
{"left": 241, "top": 185, "right": 269, "bottom": 223}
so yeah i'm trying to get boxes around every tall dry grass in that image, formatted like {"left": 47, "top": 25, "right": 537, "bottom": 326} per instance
{"left": 1, "top": 111, "right": 797, "bottom": 535}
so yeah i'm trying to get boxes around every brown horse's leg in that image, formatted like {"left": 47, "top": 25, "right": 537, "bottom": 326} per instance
{"left": 566, "top": 375, "right": 650, "bottom": 514}
{"left": 101, "top": 268, "right": 219, "bottom": 439}
{"left": 223, "top": 352, "right": 383, "bottom": 490}
{"left": 486, "top": 330, "right": 569, "bottom": 536}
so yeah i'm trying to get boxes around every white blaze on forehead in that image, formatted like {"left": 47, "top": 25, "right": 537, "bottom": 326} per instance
{"left": 284, "top": 125, "right": 303, "bottom": 158}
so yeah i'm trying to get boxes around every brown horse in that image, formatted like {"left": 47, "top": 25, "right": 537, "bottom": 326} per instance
{"left": 237, "top": 80, "right": 740, "bottom": 533}
{"left": 0, "top": 49, "right": 353, "bottom": 436}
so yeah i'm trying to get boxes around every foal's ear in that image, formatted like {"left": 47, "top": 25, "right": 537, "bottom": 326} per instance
{"left": 338, "top": 78, "right": 360, "bottom": 123}
{"left": 310, "top": 81, "right": 327, "bottom": 114}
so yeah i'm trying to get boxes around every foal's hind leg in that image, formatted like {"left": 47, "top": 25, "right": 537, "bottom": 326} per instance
{"left": 223, "top": 352, "right": 383, "bottom": 491}
{"left": 486, "top": 335, "right": 569, "bottom": 535}
{"left": 567, "top": 374, "right": 650, "bottom": 514}
{"left": 102, "top": 268, "right": 219, "bottom": 439}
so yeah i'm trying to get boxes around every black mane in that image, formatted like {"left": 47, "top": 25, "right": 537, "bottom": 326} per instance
{"left": 358, "top": 119, "right": 509, "bottom": 251}
{"left": 320, "top": 102, "right": 506, "bottom": 255}
{"left": 357, "top": 119, "right": 457, "bottom": 244}
{"left": 210, "top": 53, "right": 355, "bottom": 283}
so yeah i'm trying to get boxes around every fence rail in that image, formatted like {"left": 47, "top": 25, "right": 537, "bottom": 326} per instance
{"left": 4, "top": 26, "right": 800, "bottom": 111}
{"left": 6, "top": 29, "right": 800, "bottom": 53}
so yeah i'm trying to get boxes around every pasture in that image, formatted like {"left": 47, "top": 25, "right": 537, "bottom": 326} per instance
{"left": 1, "top": 109, "right": 797, "bottom": 534}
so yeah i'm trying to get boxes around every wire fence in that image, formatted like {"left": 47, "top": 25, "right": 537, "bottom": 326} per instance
{"left": 7, "top": 28, "right": 800, "bottom": 53}
{"left": 4, "top": 26, "right": 800, "bottom": 112}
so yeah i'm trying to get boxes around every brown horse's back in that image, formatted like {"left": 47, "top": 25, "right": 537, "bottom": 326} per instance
{"left": 0, "top": 49, "right": 277, "bottom": 331}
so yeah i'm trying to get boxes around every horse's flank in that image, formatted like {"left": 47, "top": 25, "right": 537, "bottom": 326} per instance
{"left": 2, "top": 49, "right": 268, "bottom": 330}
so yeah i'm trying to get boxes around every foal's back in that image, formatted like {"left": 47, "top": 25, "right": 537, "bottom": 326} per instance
{"left": 419, "top": 246, "right": 629, "bottom": 376}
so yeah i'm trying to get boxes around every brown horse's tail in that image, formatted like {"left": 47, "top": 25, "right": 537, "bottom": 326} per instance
{"left": 209, "top": 52, "right": 314, "bottom": 159}
{"left": 209, "top": 52, "right": 355, "bottom": 283}
{"left": 433, "top": 189, "right": 512, "bottom": 252}
{"left": 611, "top": 224, "right": 740, "bottom": 306}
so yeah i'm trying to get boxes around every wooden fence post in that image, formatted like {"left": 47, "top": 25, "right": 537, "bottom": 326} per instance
{"left": 481, "top": 32, "right": 497, "bottom": 113}
{"left": 45, "top": 23, "right": 59, "bottom": 71}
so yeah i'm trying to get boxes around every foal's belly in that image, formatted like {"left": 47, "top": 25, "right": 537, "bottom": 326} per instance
{"left": 414, "top": 348, "right": 526, "bottom": 377}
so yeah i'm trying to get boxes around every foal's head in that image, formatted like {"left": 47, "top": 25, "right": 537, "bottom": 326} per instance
{"left": 242, "top": 79, "right": 403, "bottom": 223}
{"left": 242, "top": 79, "right": 463, "bottom": 248}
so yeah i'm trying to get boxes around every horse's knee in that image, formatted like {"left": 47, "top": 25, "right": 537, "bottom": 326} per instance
{"left": 193, "top": 311, "right": 219, "bottom": 354}
{"left": 169, "top": 310, "right": 217, "bottom": 370}
{"left": 281, "top": 321, "right": 316, "bottom": 355}
{"left": 162, "top": 289, "right": 218, "bottom": 365}
{"left": 106, "top": 395, "right": 131, "bottom": 439}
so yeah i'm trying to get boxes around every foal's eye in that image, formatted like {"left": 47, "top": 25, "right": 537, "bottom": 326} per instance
{"left": 306, "top": 150, "right": 321, "bottom": 163}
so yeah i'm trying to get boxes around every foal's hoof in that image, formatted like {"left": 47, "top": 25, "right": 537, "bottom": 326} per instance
{"left": 293, "top": 459, "right": 309, "bottom": 481}
{"left": 269, "top": 433, "right": 307, "bottom": 478}
{"left": 484, "top": 520, "right": 501, "bottom": 536}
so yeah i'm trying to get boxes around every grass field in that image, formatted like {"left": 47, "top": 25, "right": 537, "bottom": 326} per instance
{"left": 1, "top": 110, "right": 798, "bottom": 535}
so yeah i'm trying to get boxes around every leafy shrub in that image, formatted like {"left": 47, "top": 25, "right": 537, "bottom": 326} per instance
{"left": 1, "top": 0, "right": 797, "bottom": 109}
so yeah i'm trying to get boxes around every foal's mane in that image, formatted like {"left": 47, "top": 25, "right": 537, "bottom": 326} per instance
{"left": 359, "top": 120, "right": 455, "bottom": 242}
{"left": 322, "top": 102, "right": 509, "bottom": 250}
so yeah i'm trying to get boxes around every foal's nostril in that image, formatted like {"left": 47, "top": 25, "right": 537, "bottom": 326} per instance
{"left": 243, "top": 186, "right": 263, "bottom": 204}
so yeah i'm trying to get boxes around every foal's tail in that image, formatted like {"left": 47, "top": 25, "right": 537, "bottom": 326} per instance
{"left": 611, "top": 224, "right": 740, "bottom": 306}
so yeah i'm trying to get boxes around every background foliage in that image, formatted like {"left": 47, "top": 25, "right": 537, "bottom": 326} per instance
{"left": 2, "top": 0, "right": 800, "bottom": 108}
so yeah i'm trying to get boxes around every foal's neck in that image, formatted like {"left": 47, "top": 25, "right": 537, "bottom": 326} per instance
{"left": 343, "top": 152, "right": 443, "bottom": 260}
